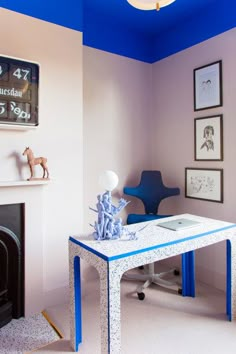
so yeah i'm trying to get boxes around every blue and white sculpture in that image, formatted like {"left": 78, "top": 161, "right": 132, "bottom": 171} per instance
{"left": 90, "top": 170, "right": 129, "bottom": 240}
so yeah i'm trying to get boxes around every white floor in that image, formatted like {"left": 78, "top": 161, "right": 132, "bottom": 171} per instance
{"left": 37, "top": 277, "right": 236, "bottom": 354}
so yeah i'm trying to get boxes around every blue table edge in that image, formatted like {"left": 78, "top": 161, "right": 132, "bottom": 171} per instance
{"left": 69, "top": 224, "right": 236, "bottom": 262}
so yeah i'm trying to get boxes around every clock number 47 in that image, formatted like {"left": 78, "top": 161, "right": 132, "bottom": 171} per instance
{"left": 13, "top": 68, "right": 30, "bottom": 81}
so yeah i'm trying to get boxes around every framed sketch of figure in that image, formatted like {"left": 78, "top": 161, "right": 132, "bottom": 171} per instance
{"left": 194, "top": 115, "right": 223, "bottom": 161}
{"left": 185, "top": 168, "right": 223, "bottom": 203}
{"left": 194, "top": 60, "right": 223, "bottom": 111}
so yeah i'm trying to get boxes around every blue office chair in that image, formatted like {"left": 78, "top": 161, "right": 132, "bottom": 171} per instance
{"left": 123, "top": 170, "right": 181, "bottom": 300}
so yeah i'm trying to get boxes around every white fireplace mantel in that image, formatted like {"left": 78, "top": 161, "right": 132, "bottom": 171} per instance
{"left": 0, "top": 180, "right": 49, "bottom": 187}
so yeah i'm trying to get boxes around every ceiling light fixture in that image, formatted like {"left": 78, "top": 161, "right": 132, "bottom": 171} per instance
{"left": 127, "top": 0, "right": 176, "bottom": 11}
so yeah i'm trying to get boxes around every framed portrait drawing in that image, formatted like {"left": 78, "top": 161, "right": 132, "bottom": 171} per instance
{"left": 185, "top": 168, "right": 223, "bottom": 203}
{"left": 194, "top": 60, "right": 222, "bottom": 111}
{"left": 194, "top": 115, "right": 223, "bottom": 161}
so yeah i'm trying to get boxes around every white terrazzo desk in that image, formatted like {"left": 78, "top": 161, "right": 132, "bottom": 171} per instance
{"left": 69, "top": 214, "right": 236, "bottom": 354}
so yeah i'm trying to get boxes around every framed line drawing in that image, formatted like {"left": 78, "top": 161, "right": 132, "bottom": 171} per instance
{"left": 194, "top": 60, "right": 222, "bottom": 111}
{"left": 185, "top": 168, "right": 223, "bottom": 203}
{"left": 194, "top": 115, "right": 223, "bottom": 161}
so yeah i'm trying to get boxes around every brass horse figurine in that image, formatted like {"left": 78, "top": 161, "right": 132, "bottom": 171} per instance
{"left": 23, "top": 147, "right": 49, "bottom": 180}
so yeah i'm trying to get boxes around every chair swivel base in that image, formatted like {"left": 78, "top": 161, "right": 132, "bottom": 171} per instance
{"left": 123, "top": 264, "right": 182, "bottom": 300}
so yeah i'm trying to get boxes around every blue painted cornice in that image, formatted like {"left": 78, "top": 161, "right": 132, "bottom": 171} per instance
{"left": 2, "top": 0, "right": 236, "bottom": 63}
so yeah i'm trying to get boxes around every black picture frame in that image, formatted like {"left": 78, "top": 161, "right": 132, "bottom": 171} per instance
{"left": 194, "top": 114, "right": 223, "bottom": 161}
{"left": 185, "top": 168, "right": 223, "bottom": 203}
{"left": 0, "top": 55, "right": 39, "bottom": 126}
{"left": 194, "top": 60, "right": 223, "bottom": 111}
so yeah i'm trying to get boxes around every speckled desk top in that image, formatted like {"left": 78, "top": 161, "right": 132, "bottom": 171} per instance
{"left": 69, "top": 214, "right": 236, "bottom": 261}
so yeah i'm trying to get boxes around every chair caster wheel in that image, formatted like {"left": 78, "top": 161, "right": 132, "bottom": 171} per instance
{"left": 178, "top": 288, "right": 182, "bottom": 295}
{"left": 137, "top": 292, "right": 145, "bottom": 300}
{"left": 174, "top": 269, "right": 180, "bottom": 276}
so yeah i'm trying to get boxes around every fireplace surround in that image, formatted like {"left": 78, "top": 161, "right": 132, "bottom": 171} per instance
{"left": 0, "top": 181, "right": 47, "bottom": 322}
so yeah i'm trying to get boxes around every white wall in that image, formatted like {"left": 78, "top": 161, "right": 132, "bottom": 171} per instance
{"left": 151, "top": 28, "right": 236, "bottom": 290}
{"left": 0, "top": 9, "right": 83, "bottom": 311}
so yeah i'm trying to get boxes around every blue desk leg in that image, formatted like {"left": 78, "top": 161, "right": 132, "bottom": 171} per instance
{"left": 226, "top": 240, "right": 232, "bottom": 321}
{"left": 74, "top": 256, "right": 82, "bottom": 350}
{"left": 182, "top": 251, "right": 195, "bottom": 297}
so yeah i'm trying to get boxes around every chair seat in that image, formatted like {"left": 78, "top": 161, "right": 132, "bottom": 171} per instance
{"left": 127, "top": 214, "right": 171, "bottom": 225}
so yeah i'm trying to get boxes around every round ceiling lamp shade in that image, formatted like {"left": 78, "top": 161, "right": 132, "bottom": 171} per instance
{"left": 127, "top": 0, "right": 176, "bottom": 11}
{"left": 99, "top": 170, "right": 119, "bottom": 191}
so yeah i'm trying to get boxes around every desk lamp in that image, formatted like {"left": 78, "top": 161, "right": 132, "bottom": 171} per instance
{"left": 90, "top": 170, "right": 129, "bottom": 240}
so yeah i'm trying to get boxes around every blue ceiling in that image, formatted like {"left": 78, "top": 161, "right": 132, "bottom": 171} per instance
{"left": 2, "top": 0, "right": 236, "bottom": 63}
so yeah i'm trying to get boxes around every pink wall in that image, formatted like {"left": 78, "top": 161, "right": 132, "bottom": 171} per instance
{"left": 0, "top": 9, "right": 83, "bottom": 312}
{"left": 1, "top": 9, "right": 235, "bottom": 314}
{"left": 151, "top": 28, "right": 236, "bottom": 290}
{"left": 83, "top": 46, "right": 153, "bottom": 234}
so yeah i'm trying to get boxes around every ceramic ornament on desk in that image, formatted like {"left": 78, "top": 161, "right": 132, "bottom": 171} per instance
{"left": 23, "top": 147, "right": 50, "bottom": 180}
{"left": 90, "top": 170, "right": 130, "bottom": 240}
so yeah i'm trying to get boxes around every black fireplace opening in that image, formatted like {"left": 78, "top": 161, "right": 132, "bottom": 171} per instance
{"left": 0, "top": 204, "right": 25, "bottom": 328}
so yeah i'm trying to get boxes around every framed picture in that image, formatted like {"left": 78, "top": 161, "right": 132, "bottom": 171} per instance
{"left": 194, "top": 115, "right": 223, "bottom": 161}
{"left": 185, "top": 168, "right": 223, "bottom": 203}
{"left": 0, "top": 55, "right": 39, "bottom": 126}
{"left": 194, "top": 60, "right": 222, "bottom": 111}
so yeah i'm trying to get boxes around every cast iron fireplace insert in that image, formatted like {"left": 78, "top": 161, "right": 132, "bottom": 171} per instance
{"left": 0, "top": 204, "right": 25, "bottom": 328}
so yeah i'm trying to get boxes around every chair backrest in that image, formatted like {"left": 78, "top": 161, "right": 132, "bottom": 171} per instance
{"left": 123, "top": 171, "right": 180, "bottom": 215}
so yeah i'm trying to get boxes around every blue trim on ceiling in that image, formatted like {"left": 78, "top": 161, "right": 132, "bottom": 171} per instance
{"left": 1, "top": 0, "right": 236, "bottom": 63}
{"left": 83, "top": 0, "right": 236, "bottom": 63}
{"left": 83, "top": 11, "right": 154, "bottom": 63}
{"left": 84, "top": 0, "right": 218, "bottom": 37}
{"left": 152, "top": 1, "right": 236, "bottom": 62}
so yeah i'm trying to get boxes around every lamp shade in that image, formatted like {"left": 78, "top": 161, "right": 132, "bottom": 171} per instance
{"left": 99, "top": 170, "right": 119, "bottom": 191}
{"left": 127, "top": 0, "right": 176, "bottom": 10}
